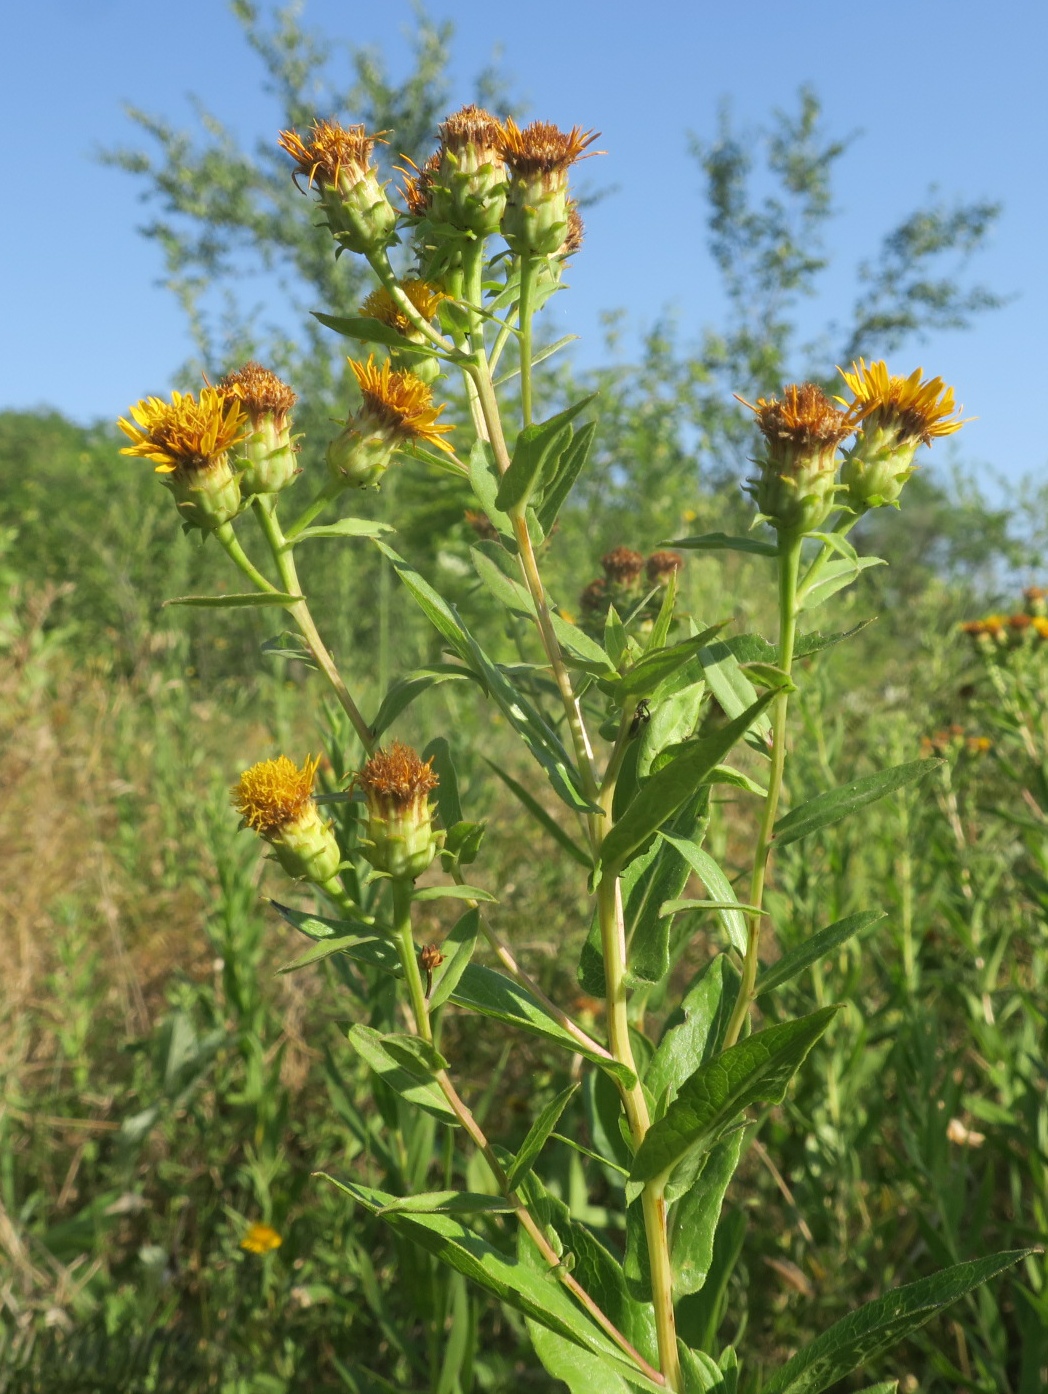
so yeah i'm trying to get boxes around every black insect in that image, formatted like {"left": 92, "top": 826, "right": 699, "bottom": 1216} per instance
{"left": 629, "top": 699, "right": 651, "bottom": 737}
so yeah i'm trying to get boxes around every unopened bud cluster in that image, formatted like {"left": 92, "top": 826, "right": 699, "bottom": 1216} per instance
{"left": 579, "top": 548, "right": 684, "bottom": 635}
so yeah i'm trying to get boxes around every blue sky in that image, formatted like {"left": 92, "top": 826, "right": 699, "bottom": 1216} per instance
{"left": 5, "top": 0, "right": 1047, "bottom": 484}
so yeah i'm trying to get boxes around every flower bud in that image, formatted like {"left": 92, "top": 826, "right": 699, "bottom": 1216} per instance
{"left": 327, "top": 355, "right": 455, "bottom": 488}
{"left": 837, "top": 360, "right": 968, "bottom": 511}
{"left": 118, "top": 388, "right": 246, "bottom": 531}
{"left": 232, "top": 755, "right": 341, "bottom": 886}
{"left": 278, "top": 120, "right": 397, "bottom": 257}
{"left": 218, "top": 362, "right": 299, "bottom": 496}
{"left": 498, "top": 119, "right": 599, "bottom": 258}
{"left": 741, "top": 384, "right": 852, "bottom": 536}
{"left": 429, "top": 105, "right": 507, "bottom": 236}
{"left": 355, "top": 742, "right": 443, "bottom": 881}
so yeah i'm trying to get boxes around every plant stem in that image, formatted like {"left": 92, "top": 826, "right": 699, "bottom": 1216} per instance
{"left": 251, "top": 497, "right": 374, "bottom": 754}
{"left": 391, "top": 879, "right": 664, "bottom": 1386}
{"left": 517, "top": 255, "right": 537, "bottom": 427}
{"left": 795, "top": 510, "right": 861, "bottom": 605}
{"left": 724, "top": 531, "right": 803, "bottom": 1049}
{"left": 214, "top": 522, "right": 282, "bottom": 593}
{"left": 283, "top": 479, "right": 344, "bottom": 542}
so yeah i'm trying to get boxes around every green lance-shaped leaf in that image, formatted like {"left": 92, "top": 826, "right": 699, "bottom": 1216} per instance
{"left": 604, "top": 624, "right": 729, "bottom": 701}
{"left": 759, "top": 1250, "right": 1030, "bottom": 1394}
{"left": 625, "top": 792, "right": 709, "bottom": 986}
{"left": 312, "top": 311, "right": 442, "bottom": 358}
{"left": 483, "top": 759, "right": 593, "bottom": 869}
{"left": 600, "top": 689, "right": 777, "bottom": 873}
{"left": 495, "top": 395, "right": 596, "bottom": 514}
{"left": 374, "top": 539, "right": 596, "bottom": 815}
{"left": 773, "top": 759, "right": 940, "bottom": 848}
{"left": 289, "top": 517, "right": 395, "bottom": 542}
{"left": 677, "top": 1341, "right": 734, "bottom": 1393}
{"left": 163, "top": 591, "right": 300, "bottom": 608}
{"left": 645, "top": 954, "right": 740, "bottom": 1113}
{"left": 505, "top": 1083, "right": 580, "bottom": 1190}
{"left": 321, "top": 1177, "right": 667, "bottom": 1393}
{"left": 412, "top": 884, "right": 497, "bottom": 903}
{"left": 757, "top": 910, "right": 885, "bottom": 997}
{"left": 370, "top": 664, "right": 475, "bottom": 739}
{"left": 697, "top": 639, "right": 773, "bottom": 752}
{"left": 423, "top": 735, "right": 463, "bottom": 827}
{"left": 724, "top": 621, "right": 875, "bottom": 664}
{"left": 428, "top": 908, "right": 479, "bottom": 1010}
{"left": 798, "top": 554, "right": 885, "bottom": 611}
{"left": 669, "top": 1129, "right": 746, "bottom": 1301}
{"left": 347, "top": 1025, "right": 458, "bottom": 1122}
{"left": 468, "top": 438, "right": 515, "bottom": 543}
{"left": 666, "top": 531, "right": 779, "bottom": 558}
{"left": 659, "top": 835, "right": 748, "bottom": 955}
{"left": 375, "top": 1191, "right": 514, "bottom": 1216}
{"left": 534, "top": 419, "right": 597, "bottom": 536}
{"left": 630, "top": 1008, "right": 838, "bottom": 1198}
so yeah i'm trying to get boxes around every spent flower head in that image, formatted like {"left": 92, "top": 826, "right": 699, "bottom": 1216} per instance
{"left": 837, "top": 360, "right": 969, "bottom": 510}
{"left": 355, "top": 742, "right": 442, "bottom": 880}
{"left": 646, "top": 550, "right": 684, "bottom": 585}
{"left": 118, "top": 388, "right": 245, "bottom": 530}
{"left": 218, "top": 362, "right": 299, "bottom": 496}
{"left": 498, "top": 117, "right": 600, "bottom": 257}
{"left": 232, "top": 755, "right": 341, "bottom": 886}
{"left": 602, "top": 547, "right": 645, "bottom": 587}
{"left": 741, "top": 383, "right": 852, "bottom": 535}
{"left": 278, "top": 119, "right": 397, "bottom": 256}
{"left": 327, "top": 356, "right": 455, "bottom": 488}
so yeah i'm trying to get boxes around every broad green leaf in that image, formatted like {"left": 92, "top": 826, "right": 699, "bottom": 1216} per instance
{"left": 375, "top": 1190, "right": 514, "bottom": 1216}
{"left": 290, "top": 517, "right": 394, "bottom": 541}
{"left": 347, "top": 1025, "right": 458, "bottom": 1122}
{"left": 678, "top": 1342, "right": 731, "bottom": 1392}
{"left": 324, "top": 1177, "right": 666, "bottom": 1392}
{"left": 661, "top": 899, "right": 766, "bottom": 918}
{"left": 659, "top": 837, "right": 748, "bottom": 955}
{"left": 163, "top": 591, "right": 298, "bottom": 608}
{"left": 670, "top": 1130, "right": 745, "bottom": 1299}
{"left": 428, "top": 908, "right": 479, "bottom": 1011}
{"left": 757, "top": 911, "right": 884, "bottom": 996}
{"left": 645, "top": 955, "right": 740, "bottom": 1111}
{"left": 667, "top": 532, "right": 778, "bottom": 558}
{"left": 760, "top": 1251, "right": 1029, "bottom": 1394}
{"left": 704, "top": 763, "right": 768, "bottom": 797}
{"left": 773, "top": 760, "right": 940, "bottom": 847}
{"left": 505, "top": 1083, "right": 579, "bottom": 1189}
{"left": 277, "top": 930, "right": 399, "bottom": 976}
{"left": 600, "top": 691, "right": 777, "bottom": 873}
{"left": 312, "top": 311, "right": 440, "bottom": 356}
{"left": 374, "top": 540, "right": 595, "bottom": 815}
{"left": 723, "top": 622, "right": 874, "bottom": 665}
{"left": 452, "top": 963, "right": 634, "bottom": 1088}
{"left": 370, "top": 664, "right": 474, "bottom": 739}
{"left": 534, "top": 419, "right": 597, "bottom": 535}
{"left": 412, "top": 884, "right": 497, "bottom": 903}
{"left": 697, "top": 640, "right": 773, "bottom": 751}
{"left": 626, "top": 792, "right": 709, "bottom": 985}
{"left": 630, "top": 1008, "right": 838, "bottom": 1195}
{"left": 483, "top": 759, "right": 593, "bottom": 868}
{"left": 606, "top": 625, "right": 729, "bottom": 700}
{"left": 495, "top": 396, "right": 596, "bottom": 514}
{"left": 798, "top": 554, "right": 885, "bottom": 611}
{"left": 525, "top": 1324, "right": 636, "bottom": 1394}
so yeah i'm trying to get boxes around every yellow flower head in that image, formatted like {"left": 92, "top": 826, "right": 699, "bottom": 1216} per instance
{"left": 118, "top": 388, "right": 246, "bottom": 474}
{"left": 232, "top": 755, "right": 320, "bottom": 837}
{"left": 360, "top": 281, "right": 446, "bottom": 337}
{"left": 350, "top": 356, "right": 455, "bottom": 454}
{"left": 277, "top": 119, "right": 382, "bottom": 192}
{"left": 240, "top": 1222, "right": 282, "bottom": 1255}
{"left": 498, "top": 118, "right": 601, "bottom": 177}
{"left": 356, "top": 741, "right": 438, "bottom": 813}
{"left": 837, "top": 360, "right": 968, "bottom": 446}
{"left": 744, "top": 383, "right": 853, "bottom": 458}
{"left": 218, "top": 362, "right": 297, "bottom": 426}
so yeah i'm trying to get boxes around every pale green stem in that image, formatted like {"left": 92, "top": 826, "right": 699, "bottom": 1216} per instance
{"left": 796, "top": 509, "right": 862, "bottom": 605}
{"left": 391, "top": 878, "right": 664, "bottom": 1386}
{"left": 284, "top": 479, "right": 344, "bottom": 542}
{"left": 214, "top": 522, "right": 282, "bottom": 593}
{"left": 724, "top": 531, "right": 803, "bottom": 1049}
{"left": 517, "top": 255, "right": 538, "bottom": 427}
{"left": 251, "top": 497, "right": 374, "bottom": 754}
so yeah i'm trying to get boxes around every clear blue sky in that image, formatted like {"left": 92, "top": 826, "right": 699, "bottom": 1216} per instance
{"left": 5, "top": 0, "right": 1047, "bottom": 484}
